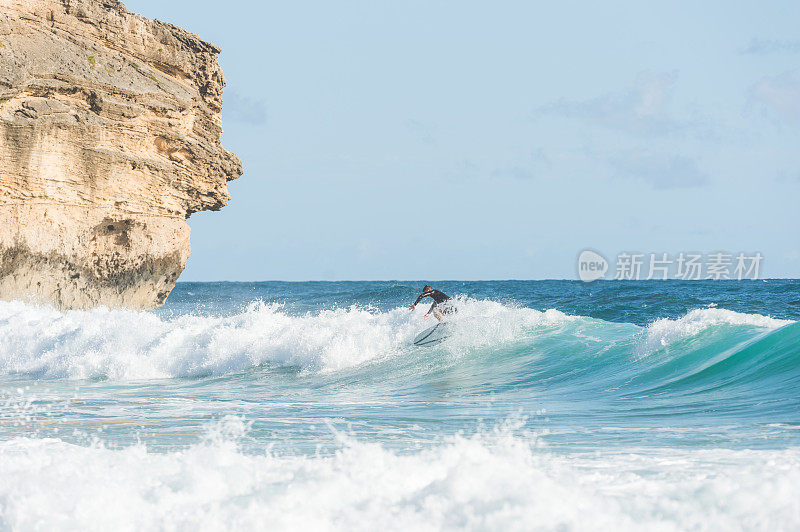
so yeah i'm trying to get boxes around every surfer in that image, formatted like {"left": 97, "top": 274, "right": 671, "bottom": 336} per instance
{"left": 409, "top": 285, "right": 455, "bottom": 322}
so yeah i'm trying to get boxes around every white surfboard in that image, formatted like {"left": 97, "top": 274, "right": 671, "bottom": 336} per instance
{"left": 413, "top": 322, "right": 451, "bottom": 347}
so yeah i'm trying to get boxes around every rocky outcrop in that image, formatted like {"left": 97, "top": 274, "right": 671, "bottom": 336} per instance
{"left": 0, "top": 0, "right": 242, "bottom": 309}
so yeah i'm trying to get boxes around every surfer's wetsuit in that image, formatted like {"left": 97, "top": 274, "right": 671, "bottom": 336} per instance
{"left": 412, "top": 288, "right": 455, "bottom": 318}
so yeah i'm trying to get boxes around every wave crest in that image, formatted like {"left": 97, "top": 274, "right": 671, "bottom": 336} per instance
{"left": 0, "top": 298, "right": 571, "bottom": 380}
{"left": 0, "top": 299, "right": 793, "bottom": 382}
{"left": 639, "top": 307, "right": 792, "bottom": 356}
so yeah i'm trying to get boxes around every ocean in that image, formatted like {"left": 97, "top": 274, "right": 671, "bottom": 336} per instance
{"left": 1, "top": 280, "right": 799, "bottom": 530}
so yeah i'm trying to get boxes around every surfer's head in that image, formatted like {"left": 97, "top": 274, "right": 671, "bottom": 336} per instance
{"left": 423, "top": 285, "right": 433, "bottom": 292}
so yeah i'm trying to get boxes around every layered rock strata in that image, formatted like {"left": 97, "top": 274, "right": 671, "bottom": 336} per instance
{"left": 0, "top": 0, "right": 241, "bottom": 309}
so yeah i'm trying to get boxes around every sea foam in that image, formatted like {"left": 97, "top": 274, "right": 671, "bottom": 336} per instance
{"left": 0, "top": 298, "right": 572, "bottom": 380}
{"left": 0, "top": 417, "right": 798, "bottom": 531}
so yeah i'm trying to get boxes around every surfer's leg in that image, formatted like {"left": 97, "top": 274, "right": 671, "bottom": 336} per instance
{"left": 433, "top": 308, "right": 444, "bottom": 322}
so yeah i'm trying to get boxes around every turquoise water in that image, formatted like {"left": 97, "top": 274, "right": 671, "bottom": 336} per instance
{"left": 1, "top": 280, "right": 799, "bottom": 529}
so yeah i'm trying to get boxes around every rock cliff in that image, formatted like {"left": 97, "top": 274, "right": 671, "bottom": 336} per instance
{"left": 0, "top": 0, "right": 241, "bottom": 309}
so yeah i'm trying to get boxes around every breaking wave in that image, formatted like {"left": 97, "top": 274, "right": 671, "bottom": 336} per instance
{"left": 0, "top": 300, "right": 794, "bottom": 394}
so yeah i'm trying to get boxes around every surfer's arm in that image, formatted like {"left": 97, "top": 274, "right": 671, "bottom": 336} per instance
{"left": 409, "top": 292, "right": 428, "bottom": 310}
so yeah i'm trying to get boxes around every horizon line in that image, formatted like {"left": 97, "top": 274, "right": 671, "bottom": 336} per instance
{"left": 175, "top": 277, "right": 800, "bottom": 283}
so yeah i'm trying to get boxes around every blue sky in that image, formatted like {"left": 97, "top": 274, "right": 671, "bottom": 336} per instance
{"left": 127, "top": 0, "right": 800, "bottom": 280}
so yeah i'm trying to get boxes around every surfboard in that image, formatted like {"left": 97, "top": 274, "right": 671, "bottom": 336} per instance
{"left": 413, "top": 322, "right": 451, "bottom": 347}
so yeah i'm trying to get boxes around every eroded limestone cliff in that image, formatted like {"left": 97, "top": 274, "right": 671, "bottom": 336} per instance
{"left": 0, "top": 0, "right": 242, "bottom": 309}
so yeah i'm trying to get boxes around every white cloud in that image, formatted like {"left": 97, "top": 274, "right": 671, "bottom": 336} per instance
{"left": 610, "top": 151, "right": 708, "bottom": 189}
{"left": 741, "top": 39, "right": 800, "bottom": 55}
{"left": 534, "top": 72, "right": 689, "bottom": 136}
{"left": 752, "top": 73, "right": 800, "bottom": 123}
